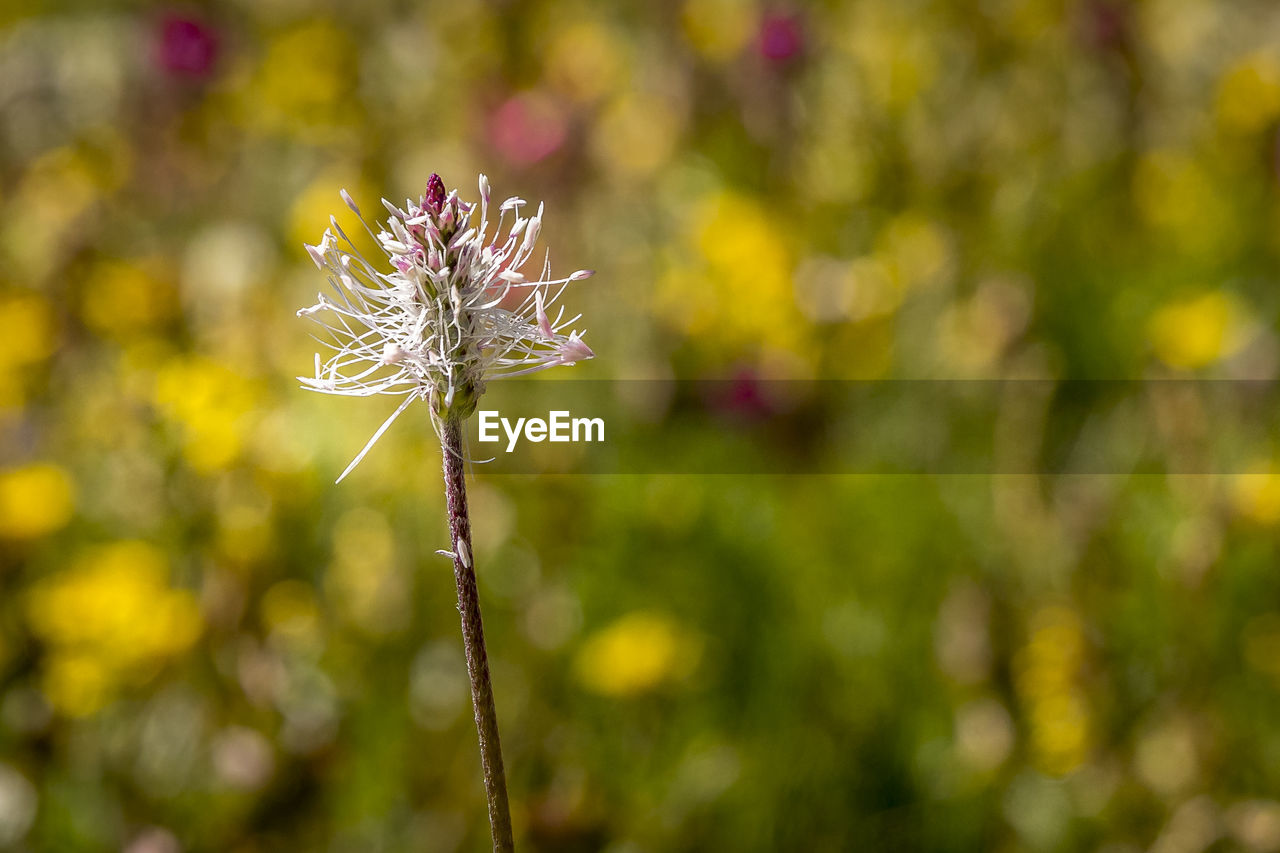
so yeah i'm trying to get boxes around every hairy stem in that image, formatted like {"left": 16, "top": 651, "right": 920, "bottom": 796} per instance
{"left": 441, "top": 415, "right": 514, "bottom": 852}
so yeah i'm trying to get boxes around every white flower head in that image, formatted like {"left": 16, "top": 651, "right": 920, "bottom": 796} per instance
{"left": 298, "top": 173, "right": 595, "bottom": 481}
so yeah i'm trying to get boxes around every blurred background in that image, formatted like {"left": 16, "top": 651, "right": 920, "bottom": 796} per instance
{"left": 4, "top": 0, "right": 1280, "bottom": 850}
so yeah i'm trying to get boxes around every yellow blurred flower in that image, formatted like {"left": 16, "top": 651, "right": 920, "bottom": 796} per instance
{"left": 82, "top": 260, "right": 176, "bottom": 339}
{"left": 796, "top": 128, "right": 872, "bottom": 205}
{"left": 1234, "top": 469, "right": 1280, "bottom": 525}
{"left": 0, "top": 293, "right": 55, "bottom": 410}
{"left": 592, "top": 92, "right": 683, "bottom": 180}
{"left": 1216, "top": 54, "right": 1280, "bottom": 136}
{"left": 844, "top": 9, "right": 939, "bottom": 112}
{"left": 1015, "top": 606, "right": 1091, "bottom": 775}
{"left": 575, "top": 612, "right": 697, "bottom": 696}
{"left": 545, "top": 21, "right": 627, "bottom": 103}
{"left": 42, "top": 653, "right": 112, "bottom": 721}
{"left": 0, "top": 464, "right": 75, "bottom": 540}
{"left": 27, "top": 541, "right": 201, "bottom": 716}
{"left": 3, "top": 146, "right": 108, "bottom": 283}
{"left": 245, "top": 21, "right": 358, "bottom": 135}
{"left": 1002, "top": 0, "right": 1060, "bottom": 42}
{"left": 154, "top": 356, "right": 259, "bottom": 472}
{"left": 214, "top": 493, "right": 275, "bottom": 566}
{"left": 875, "top": 213, "right": 953, "bottom": 292}
{"left": 1147, "top": 290, "right": 1249, "bottom": 370}
{"left": 0, "top": 293, "right": 55, "bottom": 369}
{"left": 13, "top": 146, "right": 100, "bottom": 230}
{"left": 657, "top": 190, "right": 807, "bottom": 355}
{"left": 289, "top": 170, "right": 378, "bottom": 259}
{"left": 1133, "top": 149, "right": 1231, "bottom": 254}
{"left": 681, "top": 0, "right": 754, "bottom": 63}
{"left": 0, "top": 374, "right": 21, "bottom": 413}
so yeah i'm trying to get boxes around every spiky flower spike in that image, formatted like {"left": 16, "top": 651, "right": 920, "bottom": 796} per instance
{"left": 298, "top": 173, "right": 595, "bottom": 482}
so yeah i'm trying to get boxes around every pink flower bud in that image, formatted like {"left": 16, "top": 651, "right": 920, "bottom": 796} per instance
{"left": 535, "top": 291, "right": 555, "bottom": 338}
{"left": 558, "top": 335, "right": 595, "bottom": 365}
{"left": 425, "top": 173, "right": 446, "bottom": 214}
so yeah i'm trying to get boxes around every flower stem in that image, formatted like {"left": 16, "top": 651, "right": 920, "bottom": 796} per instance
{"left": 441, "top": 414, "right": 514, "bottom": 852}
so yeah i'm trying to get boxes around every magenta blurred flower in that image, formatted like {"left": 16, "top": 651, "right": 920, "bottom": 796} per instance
{"left": 488, "top": 93, "right": 569, "bottom": 166}
{"left": 758, "top": 12, "right": 804, "bottom": 63}
{"left": 706, "top": 368, "right": 777, "bottom": 420}
{"left": 155, "top": 13, "right": 219, "bottom": 79}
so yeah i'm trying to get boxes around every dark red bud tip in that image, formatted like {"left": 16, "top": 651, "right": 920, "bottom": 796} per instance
{"left": 426, "top": 174, "right": 446, "bottom": 214}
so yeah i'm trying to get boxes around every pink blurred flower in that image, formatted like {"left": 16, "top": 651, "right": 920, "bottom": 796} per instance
{"left": 155, "top": 13, "right": 219, "bottom": 79}
{"left": 488, "top": 93, "right": 569, "bottom": 166}
{"left": 758, "top": 13, "right": 804, "bottom": 64}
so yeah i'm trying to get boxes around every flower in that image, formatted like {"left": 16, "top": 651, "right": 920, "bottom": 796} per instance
{"left": 154, "top": 14, "right": 220, "bottom": 79}
{"left": 0, "top": 463, "right": 75, "bottom": 540}
{"left": 488, "top": 92, "right": 569, "bottom": 165}
{"left": 27, "top": 541, "right": 201, "bottom": 717}
{"left": 574, "top": 612, "right": 698, "bottom": 696}
{"left": 298, "top": 173, "right": 594, "bottom": 481}
{"left": 758, "top": 12, "right": 804, "bottom": 63}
